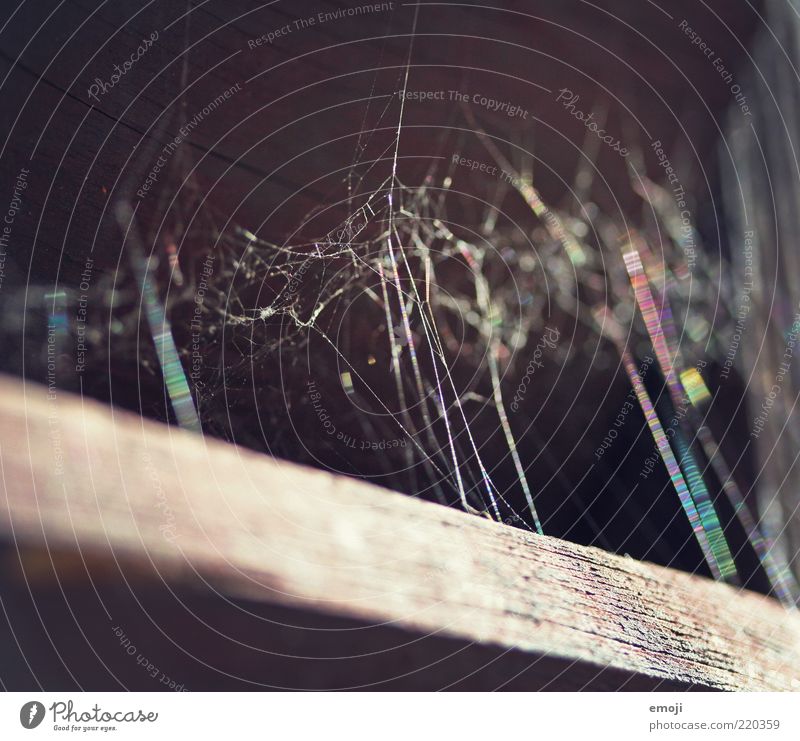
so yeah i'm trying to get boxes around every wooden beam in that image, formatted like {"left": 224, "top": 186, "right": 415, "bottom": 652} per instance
{"left": 1, "top": 374, "right": 799, "bottom": 691}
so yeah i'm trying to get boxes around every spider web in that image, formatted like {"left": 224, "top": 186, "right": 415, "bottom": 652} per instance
{"left": 39, "top": 4, "right": 795, "bottom": 605}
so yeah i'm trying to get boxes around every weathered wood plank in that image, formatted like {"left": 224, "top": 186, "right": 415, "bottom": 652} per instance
{"left": 1, "top": 373, "right": 798, "bottom": 691}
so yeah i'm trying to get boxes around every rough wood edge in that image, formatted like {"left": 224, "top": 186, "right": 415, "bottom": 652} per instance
{"left": 0, "top": 374, "right": 799, "bottom": 691}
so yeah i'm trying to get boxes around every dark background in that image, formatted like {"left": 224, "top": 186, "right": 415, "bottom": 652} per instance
{"left": 0, "top": 0, "right": 782, "bottom": 690}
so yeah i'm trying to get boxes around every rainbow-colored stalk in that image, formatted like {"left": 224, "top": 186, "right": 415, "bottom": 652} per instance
{"left": 117, "top": 202, "right": 201, "bottom": 433}
{"left": 621, "top": 242, "right": 736, "bottom": 580}
{"left": 635, "top": 242, "right": 798, "bottom": 605}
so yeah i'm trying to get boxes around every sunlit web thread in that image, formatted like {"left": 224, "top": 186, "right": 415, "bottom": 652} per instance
{"left": 384, "top": 229, "right": 483, "bottom": 507}
{"left": 407, "top": 219, "right": 535, "bottom": 523}
{"left": 365, "top": 193, "right": 466, "bottom": 502}
{"left": 377, "top": 260, "right": 449, "bottom": 504}
{"left": 234, "top": 186, "right": 507, "bottom": 512}
{"left": 408, "top": 215, "right": 535, "bottom": 519}
{"left": 298, "top": 186, "right": 497, "bottom": 507}
{"left": 176, "top": 74, "right": 752, "bottom": 563}
{"left": 405, "top": 213, "right": 535, "bottom": 522}
{"left": 395, "top": 225, "right": 486, "bottom": 510}
{"left": 378, "top": 4, "right": 517, "bottom": 521}
{"left": 387, "top": 224, "right": 501, "bottom": 519}
{"left": 464, "top": 109, "right": 587, "bottom": 268}
{"left": 299, "top": 283, "right": 461, "bottom": 499}
{"left": 453, "top": 236, "right": 543, "bottom": 532}
{"left": 442, "top": 238, "right": 535, "bottom": 524}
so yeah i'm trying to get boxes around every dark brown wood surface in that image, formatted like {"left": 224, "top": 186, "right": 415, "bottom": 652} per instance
{"left": 0, "top": 0, "right": 764, "bottom": 285}
{"left": 1, "top": 374, "right": 799, "bottom": 691}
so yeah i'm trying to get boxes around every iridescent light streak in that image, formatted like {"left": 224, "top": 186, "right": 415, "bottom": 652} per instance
{"left": 594, "top": 306, "right": 724, "bottom": 578}
{"left": 680, "top": 367, "right": 711, "bottom": 407}
{"left": 695, "top": 422, "right": 799, "bottom": 608}
{"left": 656, "top": 302, "right": 798, "bottom": 605}
{"left": 117, "top": 203, "right": 201, "bottom": 433}
{"left": 621, "top": 243, "right": 736, "bottom": 579}
{"left": 671, "top": 427, "right": 736, "bottom": 580}
{"left": 620, "top": 343, "right": 724, "bottom": 579}
{"left": 45, "top": 290, "right": 68, "bottom": 335}
{"left": 134, "top": 249, "right": 201, "bottom": 433}
{"left": 340, "top": 371, "right": 354, "bottom": 395}
{"left": 622, "top": 245, "right": 681, "bottom": 399}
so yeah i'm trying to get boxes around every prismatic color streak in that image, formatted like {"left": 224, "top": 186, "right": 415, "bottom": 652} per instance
{"left": 675, "top": 338, "right": 797, "bottom": 601}
{"left": 621, "top": 244, "right": 736, "bottom": 580}
{"left": 679, "top": 373, "right": 799, "bottom": 606}
{"left": 619, "top": 343, "right": 724, "bottom": 580}
{"left": 644, "top": 251, "right": 796, "bottom": 603}
{"left": 116, "top": 202, "right": 202, "bottom": 434}
{"left": 639, "top": 241, "right": 794, "bottom": 591}
{"left": 694, "top": 421, "right": 799, "bottom": 607}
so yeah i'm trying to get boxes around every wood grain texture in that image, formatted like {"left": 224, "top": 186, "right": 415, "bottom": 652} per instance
{"left": 1, "top": 374, "right": 799, "bottom": 691}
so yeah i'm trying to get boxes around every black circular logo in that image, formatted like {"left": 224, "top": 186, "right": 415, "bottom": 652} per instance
{"left": 19, "top": 702, "right": 45, "bottom": 730}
